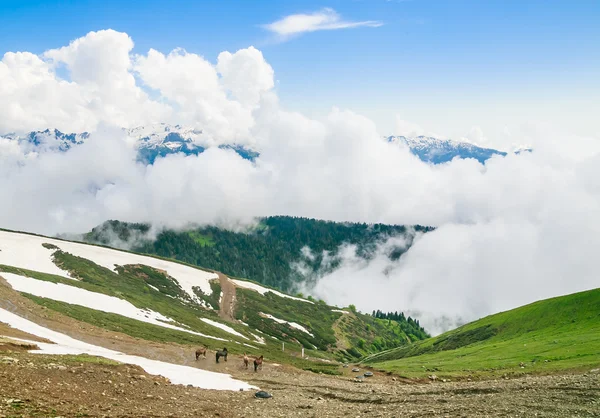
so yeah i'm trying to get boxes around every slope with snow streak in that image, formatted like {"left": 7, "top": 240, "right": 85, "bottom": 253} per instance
{"left": 0, "top": 308, "right": 255, "bottom": 391}
{"left": 1, "top": 272, "right": 227, "bottom": 342}
{"left": 232, "top": 279, "right": 313, "bottom": 304}
{"left": 0, "top": 230, "right": 217, "bottom": 301}
{"left": 200, "top": 318, "right": 248, "bottom": 340}
{"left": 259, "top": 312, "right": 314, "bottom": 337}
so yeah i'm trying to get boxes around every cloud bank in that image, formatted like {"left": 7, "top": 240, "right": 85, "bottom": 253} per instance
{"left": 1, "top": 30, "right": 599, "bottom": 334}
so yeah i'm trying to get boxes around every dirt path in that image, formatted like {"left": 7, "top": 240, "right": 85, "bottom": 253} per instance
{"left": 218, "top": 273, "right": 236, "bottom": 322}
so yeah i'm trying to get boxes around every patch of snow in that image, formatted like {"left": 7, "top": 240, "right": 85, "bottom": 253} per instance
{"left": 332, "top": 309, "right": 349, "bottom": 314}
{"left": 0, "top": 308, "right": 255, "bottom": 391}
{"left": 200, "top": 318, "right": 248, "bottom": 340}
{"left": 250, "top": 333, "right": 266, "bottom": 345}
{"left": 232, "top": 279, "right": 313, "bottom": 304}
{"left": 1, "top": 272, "right": 226, "bottom": 342}
{"left": 147, "top": 284, "right": 159, "bottom": 292}
{"left": 0, "top": 231, "right": 218, "bottom": 302}
{"left": 242, "top": 343, "right": 259, "bottom": 350}
{"left": 0, "top": 233, "right": 73, "bottom": 280}
{"left": 259, "top": 312, "right": 314, "bottom": 337}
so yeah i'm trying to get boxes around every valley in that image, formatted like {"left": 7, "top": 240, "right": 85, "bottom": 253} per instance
{"left": 0, "top": 228, "right": 598, "bottom": 417}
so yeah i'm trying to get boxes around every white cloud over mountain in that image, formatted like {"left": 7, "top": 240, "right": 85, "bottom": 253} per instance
{"left": 1, "top": 30, "right": 599, "bottom": 334}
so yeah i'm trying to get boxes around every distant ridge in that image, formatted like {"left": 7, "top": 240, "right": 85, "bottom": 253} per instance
{"left": 2, "top": 124, "right": 529, "bottom": 165}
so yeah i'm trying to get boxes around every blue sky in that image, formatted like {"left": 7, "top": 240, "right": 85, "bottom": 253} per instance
{"left": 1, "top": 0, "right": 599, "bottom": 141}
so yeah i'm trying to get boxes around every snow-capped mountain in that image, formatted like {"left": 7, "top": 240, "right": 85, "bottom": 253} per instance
{"left": 2, "top": 129, "right": 90, "bottom": 154}
{"left": 1, "top": 124, "right": 525, "bottom": 165}
{"left": 1, "top": 124, "right": 258, "bottom": 164}
{"left": 387, "top": 135, "right": 508, "bottom": 164}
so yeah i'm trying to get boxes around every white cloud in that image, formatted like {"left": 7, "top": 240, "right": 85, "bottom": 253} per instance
{"left": 1, "top": 30, "right": 599, "bottom": 336}
{"left": 261, "top": 8, "right": 383, "bottom": 39}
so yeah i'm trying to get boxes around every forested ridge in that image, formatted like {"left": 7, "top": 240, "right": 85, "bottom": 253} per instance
{"left": 83, "top": 216, "right": 433, "bottom": 292}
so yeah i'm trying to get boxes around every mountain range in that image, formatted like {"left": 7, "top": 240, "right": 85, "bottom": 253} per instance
{"left": 1, "top": 124, "right": 529, "bottom": 165}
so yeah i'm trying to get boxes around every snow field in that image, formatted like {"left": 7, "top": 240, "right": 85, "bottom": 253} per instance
{"left": 0, "top": 231, "right": 217, "bottom": 301}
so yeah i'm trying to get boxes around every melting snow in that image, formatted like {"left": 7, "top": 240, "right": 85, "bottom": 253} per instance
{"left": 0, "top": 232, "right": 73, "bottom": 280}
{"left": 0, "top": 308, "right": 255, "bottom": 391}
{"left": 200, "top": 318, "right": 248, "bottom": 340}
{"left": 259, "top": 312, "right": 314, "bottom": 337}
{"left": 0, "top": 231, "right": 217, "bottom": 302}
{"left": 232, "top": 279, "right": 313, "bottom": 304}
{"left": 250, "top": 333, "right": 266, "bottom": 345}
{"left": 1, "top": 272, "right": 227, "bottom": 342}
{"left": 332, "top": 309, "right": 349, "bottom": 314}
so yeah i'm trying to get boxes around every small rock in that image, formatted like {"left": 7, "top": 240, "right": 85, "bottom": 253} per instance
{"left": 255, "top": 391, "right": 272, "bottom": 399}
{"left": 428, "top": 374, "right": 437, "bottom": 381}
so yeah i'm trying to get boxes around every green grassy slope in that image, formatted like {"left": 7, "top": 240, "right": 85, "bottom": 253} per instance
{"left": 0, "top": 232, "right": 421, "bottom": 370}
{"left": 364, "top": 288, "right": 600, "bottom": 378}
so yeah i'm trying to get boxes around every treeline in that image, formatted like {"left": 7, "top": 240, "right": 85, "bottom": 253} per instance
{"left": 84, "top": 216, "right": 433, "bottom": 292}
{"left": 372, "top": 310, "right": 430, "bottom": 340}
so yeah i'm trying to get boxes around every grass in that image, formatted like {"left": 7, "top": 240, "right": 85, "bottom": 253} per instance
{"left": 40, "top": 353, "right": 121, "bottom": 366}
{"left": 364, "top": 287, "right": 600, "bottom": 379}
{"left": 0, "top": 229, "right": 420, "bottom": 372}
{"left": 187, "top": 231, "right": 215, "bottom": 247}
{"left": 0, "top": 256, "right": 253, "bottom": 343}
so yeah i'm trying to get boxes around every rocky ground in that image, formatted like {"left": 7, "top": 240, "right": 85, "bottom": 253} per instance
{"left": 0, "top": 345, "right": 598, "bottom": 418}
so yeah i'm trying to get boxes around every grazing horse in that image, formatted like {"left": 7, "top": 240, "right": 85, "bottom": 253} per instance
{"left": 216, "top": 347, "right": 228, "bottom": 363}
{"left": 195, "top": 347, "right": 207, "bottom": 360}
{"left": 253, "top": 355, "right": 263, "bottom": 372}
{"left": 242, "top": 353, "right": 249, "bottom": 369}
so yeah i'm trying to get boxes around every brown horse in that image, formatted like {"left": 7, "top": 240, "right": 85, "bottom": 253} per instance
{"left": 242, "top": 353, "right": 249, "bottom": 369}
{"left": 195, "top": 347, "right": 207, "bottom": 360}
{"left": 253, "top": 355, "right": 263, "bottom": 372}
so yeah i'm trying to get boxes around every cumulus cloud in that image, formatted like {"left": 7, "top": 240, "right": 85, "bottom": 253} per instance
{"left": 1, "top": 30, "right": 599, "bottom": 335}
{"left": 0, "top": 29, "right": 274, "bottom": 141}
{"left": 261, "top": 8, "right": 383, "bottom": 39}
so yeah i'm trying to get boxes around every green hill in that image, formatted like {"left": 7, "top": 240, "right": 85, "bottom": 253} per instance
{"left": 0, "top": 229, "right": 426, "bottom": 375}
{"left": 364, "top": 288, "right": 600, "bottom": 379}
{"left": 79, "top": 217, "right": 433, "bottom": 292}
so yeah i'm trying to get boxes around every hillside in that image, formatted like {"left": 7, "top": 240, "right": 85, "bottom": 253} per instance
{"left": 363, "top": 287, "right": 600, "bottom": 379}
{"left": 80, "top": 217, "right": 433, "bottom": 292}
{"left": 0, "top": 229, "right": 423, "bottom": 372}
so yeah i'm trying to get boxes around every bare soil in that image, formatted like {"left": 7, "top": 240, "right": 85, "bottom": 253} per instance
{"left": 217, "top": 274, "right": 236, "bottom": 322}
{"left": 1, "top": 351, "right": 598, "bottom": 418}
